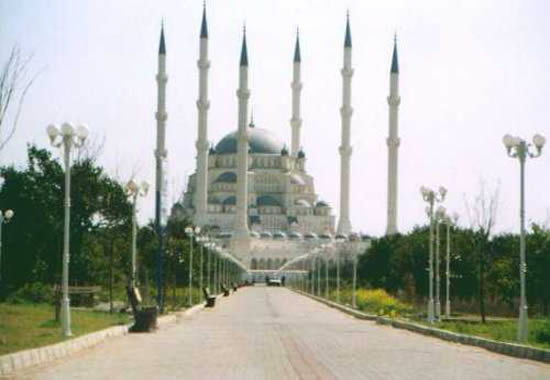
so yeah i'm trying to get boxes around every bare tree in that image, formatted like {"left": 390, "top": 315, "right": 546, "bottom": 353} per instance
{"left": 0, "top": 45, "right": 40, "bottom": 151}
{"left": 464, "top": 180, "right": 500, "bottom": 323}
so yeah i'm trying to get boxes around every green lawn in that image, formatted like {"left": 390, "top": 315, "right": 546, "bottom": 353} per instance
{"left": 417, "top": 319, "right": 550, "bottom": 350}
{"left": 0, "top": 303, "right": 130, "bottom": 356}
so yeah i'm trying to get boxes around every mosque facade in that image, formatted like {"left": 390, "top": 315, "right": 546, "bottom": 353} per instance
{"left": 164, "top": 6, "right": 399, "bottom": 270}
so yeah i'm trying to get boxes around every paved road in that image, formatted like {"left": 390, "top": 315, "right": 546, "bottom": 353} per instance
{"left": 13, "top": 287, "right": 550, "bottom": 379}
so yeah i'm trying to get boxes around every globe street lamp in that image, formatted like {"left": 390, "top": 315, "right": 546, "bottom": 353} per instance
{"left": 503, "top": 133, "right": 545, "bottom": 343}
{"left": 125, "top": 179, "right": 149, "bottom": 287}
{"left": 185, "top": 226, "right": 201, "bottom": 305}
{"left": 0, "top": 207, "right": 15, "bottom": 283}
{"left": 420, "top": 185, "right": 446, "bottom": 323}
{"left": 434, "top": 205, "right": 446, "bottom": 321}
{"left": 47, "top": 122, "right": 88, "bottom": 337}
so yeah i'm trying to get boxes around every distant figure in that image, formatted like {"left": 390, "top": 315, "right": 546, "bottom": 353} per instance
{"left": 281, "top": 276, "right": 286, "bottom": 287}
{"left": 265, "top": 275, "right": 269, "bottom": 284}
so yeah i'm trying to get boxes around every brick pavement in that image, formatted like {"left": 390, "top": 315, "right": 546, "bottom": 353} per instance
{"left": 10, "top": 286, "right": 550, "bottom": 379}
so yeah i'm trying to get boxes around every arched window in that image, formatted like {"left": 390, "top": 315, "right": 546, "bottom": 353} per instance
{"left": 250, "top": 258, "right": 258, "bottom": 270}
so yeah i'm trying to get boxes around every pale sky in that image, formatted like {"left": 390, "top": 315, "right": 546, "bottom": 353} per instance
{"left": 1, "top": 0, "right": 549, "bottom": 236}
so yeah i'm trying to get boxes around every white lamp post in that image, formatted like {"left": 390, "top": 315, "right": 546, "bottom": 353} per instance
{"left": 420, "top": 185, "right": 446, "bottom": 323}
{"left": 184, "top": 226, "right": 201, "bottom": 306}
{"left": 503, "top": 133, "right": 545, "bottom": 343}
{"left": 125, "top": 179, "right": 149, "bottom": 287}
{"left": 349, "top": 233, "right": 360, "bottom": 308}
{"left": 0, "top": 207, "right": 15, "bottom": 283}
{"left": 47, "top": 122, "right": 88, "bottom": 337}
{"left": 443, "top": 212, "right": 459, "bottom": 319}
{"left": 434, "top": 205, "right": 447, "bottom": 321}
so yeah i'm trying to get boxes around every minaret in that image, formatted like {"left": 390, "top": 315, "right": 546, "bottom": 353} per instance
{"left": 155, "top": 24, "right": 168, "bottom": 311}
{"left": 194, "top": 5, "right": 210, "bottom": 226}
{"left": 337, "top": 14, "right": 353, "bottom": 235}
{"left": 386, "top": 35, "right": 401, "bottom": 235}
{"left": 234, "top": 28, "right": 250, "bottom": 238}
{"left": 290, "top": 29, "right": 303, "bottom": 157}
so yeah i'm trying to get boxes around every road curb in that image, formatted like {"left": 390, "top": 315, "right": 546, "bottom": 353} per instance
{"left": 0, "top": 299, "right": 215, "bottom": 377}
{"left": 0, "top": 324, "right": 129, "bottom": 377}
{"left": 292, "top": 288, "right": 550, "bottom": 364}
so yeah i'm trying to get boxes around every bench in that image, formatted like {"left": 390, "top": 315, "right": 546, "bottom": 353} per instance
{"left": 220, "top": 283, "right": 230, "bottom": 297}
{"left": 203, "top": 287, "right": 216, "bottom": 307}
{"left": 53, "top": 285, "right": 101, "bottom": 321}
{"left": 126, "top": 285, "right": 158, "bottom": 332}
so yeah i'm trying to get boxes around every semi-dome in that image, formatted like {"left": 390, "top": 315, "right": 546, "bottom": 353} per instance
{"left": 214, "top": 127, "right": 285, "bottom": 154}
{"left": 214, "top": 172, "right": 237, "bottom": 183}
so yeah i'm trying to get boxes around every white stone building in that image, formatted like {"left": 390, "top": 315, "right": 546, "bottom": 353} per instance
{"left": 167, "top": 7, "right": 384, "bottom": 270}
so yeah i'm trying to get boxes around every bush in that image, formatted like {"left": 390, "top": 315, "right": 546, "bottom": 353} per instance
{"left": 6, "top": 282, "right": 54, "bottom": 304}
{"left": 536, "top": 320, "right": 550, "bottom": 343}
{"left": 355, "top": 289, "right": 412, "bottom": 317}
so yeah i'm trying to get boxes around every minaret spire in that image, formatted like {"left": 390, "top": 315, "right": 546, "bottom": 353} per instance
{"left": 155, "top": 23, "right": 168, "bottom": 310}
{"left": 194, "top": 4, "right": 211, "bottom": 226}
{"left": 159, "top": 22, "right": 166, "bottom": 55}
{"left": 386, "top": 34, "right": 401, "bottom": 235}
{"left": 294, "top": 28, "right": 301, "bottom": 62}
{"left": 391, "top": 33, "right": 399, "bottom": 73}
{"left": 234, "top": 27, "right": 250, "bottom": 238}
{"left": 344, "top": 11, "right": 352, "bottom": 47}
{"left": 200, "top": 2, "right": 208, "bottom": 38}
{"left": 337, "top": 12, "right": 353, "bottom": 235}
{"left": 290, "top": 28, "right": 303, "bottom": 157}
{"left": 240, "top": 25, "right": 248, "bottom": 67}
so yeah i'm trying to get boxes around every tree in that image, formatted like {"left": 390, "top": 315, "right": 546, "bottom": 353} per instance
{"left": 0, "top": 46, "right": 39, "bottom": 151}
{"left": 0, "top": 144, "right": 131, "bottom": 297}
{"left": 464, "top": 181, "right": 500, "bottom": 323}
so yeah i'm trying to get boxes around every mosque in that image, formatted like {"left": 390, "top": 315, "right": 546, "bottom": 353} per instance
{"left": 161, "top": 6, "right": 401, "bottom": 271}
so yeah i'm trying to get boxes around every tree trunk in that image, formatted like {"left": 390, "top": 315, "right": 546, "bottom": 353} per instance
{"left": 479, "top": 248, "right": 486, "bottom": 323}
{"left": 109, "top": 238, "right": 114, "bottom": 314}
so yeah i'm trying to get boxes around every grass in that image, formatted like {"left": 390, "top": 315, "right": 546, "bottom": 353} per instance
{"left": 415, "top": 318, "right": 550, "bottom": 350}
{"left": 0, "top": 303, "right": 130, "bottom": 356}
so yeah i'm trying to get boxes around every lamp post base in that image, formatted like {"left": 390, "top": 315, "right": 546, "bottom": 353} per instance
{"left": 427, "top": 299, "right": 435, "bottom": 323}
{"left": 517, "top": 304, "right": 528, "bottom": 343}
{"left": 61, "top": 297, "right": 72, "bottom": 337}
{"left": 435, "top": 301, "right": 441, "bottom": 321}
{"left": 445, "top": 300, "right": 451, "bottom": 319}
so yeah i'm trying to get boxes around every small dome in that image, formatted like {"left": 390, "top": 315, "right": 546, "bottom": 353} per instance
{"left": 298, "top": 148, "right": 306, "bottom": 159}
{"left": 249, "top": 231, "right": 260, "bottom": 238}
{"left": 295, "top": 199, "right": 311, "bottom": 207}
{"left": 335, "top": 233, "right": 348, "bottom": 241}
{"left": 208, "top": 146, "right": 216, "bottom": 155}
{"left": 273, "top": 231, "right": 287, "bottom": 239}
{"left": 214, "top": 172, "right": 237, "bottom": 183}
{"left": 319, "top": 233, "right": 333, "bottom": 240}
{"left": 214, "top": 127, "right": 285, "bottom": 155}
{"left": 222, "top": 196, "right": 236, "bottom": 205}
{"left": 257, "top": 195, "right": 281, "bottom": 207}
{"left": 260, "top": 231, "right": 272, "bottom": 239}
{"left": 304, "top": 232, "right": 318, "bottom": 240}
{"left": 289, "top": 231, "right": 303, "bottom": 240}
{"left": 281, "top": 145, "right": 289, "bottom": 156}
{"left": 316, "top": 201, "right": 329, "bottom": 207}
{"left": 290, "top": 174, "right": 305, "bottom": 185}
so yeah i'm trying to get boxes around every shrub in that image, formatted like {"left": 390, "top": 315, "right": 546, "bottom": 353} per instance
{"left": 536, "top": 320, "right": 550, "bottom": 343}
{"left": 355, "top": 289, "right": 412, "bottom": 317}
{"left": 6, "top": 282, "right": 54, "bottom": 304}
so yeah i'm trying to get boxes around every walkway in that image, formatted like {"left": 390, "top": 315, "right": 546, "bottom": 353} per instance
{"left": 13, "top": 287, "right": 550, "bottom": 379}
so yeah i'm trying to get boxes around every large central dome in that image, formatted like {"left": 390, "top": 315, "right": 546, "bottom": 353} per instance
{"left": 214, "top": 127, "right": 284, "bottom": 154}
